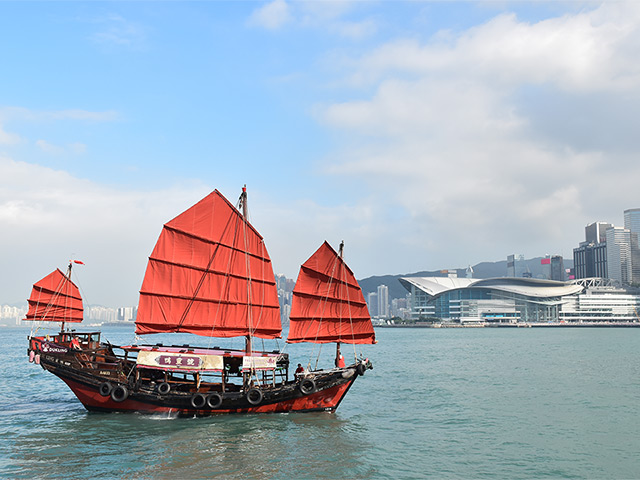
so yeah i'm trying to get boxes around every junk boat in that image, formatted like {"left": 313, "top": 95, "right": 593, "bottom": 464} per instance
{"left": 25, "top": 187, "right": 375, "bottom": 415}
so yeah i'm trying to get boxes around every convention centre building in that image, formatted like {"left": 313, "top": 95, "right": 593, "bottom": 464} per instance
{"left": 399, "top": 276, "right": 640, "bottom": 324}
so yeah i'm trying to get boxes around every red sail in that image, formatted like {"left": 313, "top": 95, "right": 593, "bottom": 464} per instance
{"left": 24, "top": 269, "right": 83, "bottom": 323}
{"left": 135, "top": 190, "right": 281, "bottom": 338}
{"left": 287, "top": 241, "right": 375, "bottom": 344}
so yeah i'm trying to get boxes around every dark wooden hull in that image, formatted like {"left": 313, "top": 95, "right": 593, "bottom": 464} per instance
{"left": 27, "top": 334, "right": 369, "bottom": 416}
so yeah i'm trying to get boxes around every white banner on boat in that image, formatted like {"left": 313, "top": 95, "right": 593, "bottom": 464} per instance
{"left": 137, "top": 350, "right": 224, "bottom": 372}
{"left": 242, "top": 356, "right": 277, "bottom": 371}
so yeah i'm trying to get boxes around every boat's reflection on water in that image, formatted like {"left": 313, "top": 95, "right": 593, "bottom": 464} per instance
{"left": 12, "top": 409, "right": 377, "bottom": 479}
{"left": 148, "top": 412, "right": 377, "bottom": 479}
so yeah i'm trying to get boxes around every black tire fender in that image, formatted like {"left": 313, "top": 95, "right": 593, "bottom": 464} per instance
{"left": 299, "top": 378, "right": 316, "bottom": 395}
{"left": 246, "top": 388, "right": 263, "bottom": 405}
{"left": 111, "top": 385, "right": 129, "bottom": 402}
{"left": 191, "top": 393, "right": 207, "bottom": 409}
{"left": 157, "top": 382, "right": 171, "bottom": 395}
{"left": 99, "top": 382, "right": 113, "bottom": 397}
{"left": 356, "top": 363, "right": 366, "bottom": 376}
{"left": 206, "top": 392, "right": 223, "bottom": 409}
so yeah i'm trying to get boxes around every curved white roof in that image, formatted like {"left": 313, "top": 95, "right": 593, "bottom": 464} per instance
{"left": 399, "top": 277, "right": 583, "bottom": 299}
{"left": 399, "top": 277, "right": 476, "bottom": 296}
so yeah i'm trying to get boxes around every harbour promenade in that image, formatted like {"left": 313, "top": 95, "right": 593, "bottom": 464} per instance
{"left": 378, "top": 321, "right": 640, "bottom": 328}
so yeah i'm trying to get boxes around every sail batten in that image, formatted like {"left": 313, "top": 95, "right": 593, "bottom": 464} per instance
{"left": 160, "top": 225, "right": 274, "bottom": 263}
{"left": 135, "top": 190, "right": 281, "bottom": 339}
{"left": 24, "top": 268, "right": 83, "bottom": 323}
{"left": 287, "top": 241, "right": 376, "bottom": 344}
{"left": 142, "top": 258, "right": 277, "bottom": 286}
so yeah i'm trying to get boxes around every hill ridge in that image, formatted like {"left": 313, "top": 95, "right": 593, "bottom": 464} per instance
{"left": 358, "top": 257, "right": 574, "bottom": 299}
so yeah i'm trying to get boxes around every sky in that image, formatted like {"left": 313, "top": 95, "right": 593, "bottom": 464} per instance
{"left": 2, "top": 1, "right": 640, "bottom": 307}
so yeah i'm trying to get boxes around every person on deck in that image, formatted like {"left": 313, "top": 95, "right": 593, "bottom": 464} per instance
{"left": 70, "top": 337, "right": 81, "bottom": 350}
{"left": 335, "top": 354, "right": 346, "bottom": 368}
{"left": 295, "top": 364, "right": 304, "bottom": 374}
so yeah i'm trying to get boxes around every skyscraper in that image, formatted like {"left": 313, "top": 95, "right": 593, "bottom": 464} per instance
{"left": 585, "top": 222, "right": 613, "bottom": 244}
{"left": 506, "top": 254, "right": 526, "bottom": 277}
{"left": 367, "top": 292, "right": 378, "bottom": 317}
{"left": 574, "top": 222, "right": 610, "bottom": 280}
{"left": 606, "top": 226, "right": 632, "bottom": 285}
{"left": 377, "top": 284, "right": 389, "bottom": 318}
{"left": 550, "top": 256, "right": 565, "bottom": 281}
{"left": 574, "top": 243, "right": 608, "bottom": 279}
{"left": 624, "top": 208, "right": 640, "bottom": 284}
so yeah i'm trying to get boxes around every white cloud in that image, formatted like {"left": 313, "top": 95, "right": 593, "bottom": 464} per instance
{"left": 1, "top": 105, "right": 113, "bottom": 158}
{"left": 36, "top": 139, "right": 87, "bottom": 155}
{"left": 347, "top": 4, "right": 640, "bottom": 92}
{"left": 0, "top": 123, "right": 22, "bottom": 145}
{"left": 70, "top": 142, "right": 87, "bottom": 154}
{"left": 248, "top": 0, "right": 293, "bottom": 30}
{"left": 0, "top": 155, "right": 373, "bottom": 306}
{"left": 313, "top": 2, "right": 640, "bottom": 269}
{"left": 248, "top": 0, "right": 376, "bottom": 39}
{"left": 36, "top": 140, "right": 64, "bottom": 155}
{"left": 90, "top": 14, "right": 147, "bottom": 49}
{"left": 0, "top": 106, "right": 118, "bottom": 123}
{"left": 0, "top": 155, "right": 212, "bottom": 306}
{"left": 255, "top": 195, "right": 378, "bottom": 279}
{"left": 330, "top": 19, "right": 377, "bottom": 40}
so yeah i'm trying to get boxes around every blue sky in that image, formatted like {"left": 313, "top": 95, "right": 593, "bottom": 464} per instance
{"left": 2, "top": 1, "right": 640, "bottom": 306}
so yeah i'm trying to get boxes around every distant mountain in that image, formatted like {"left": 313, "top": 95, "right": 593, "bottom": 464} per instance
{"left": 358, "top": 257, "right": 574, "bottom": 299}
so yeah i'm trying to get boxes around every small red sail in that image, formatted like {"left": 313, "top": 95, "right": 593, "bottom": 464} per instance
{"left": 24, "top": 269, "right": 83, "bottom": 323}
{"left": 287, "top": 241, "right": 376, "bottom": 344}
{"left": 136, "top": 190, "right": 281, "bottom": 338}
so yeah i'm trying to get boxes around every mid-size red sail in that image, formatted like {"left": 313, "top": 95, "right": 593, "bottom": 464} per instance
{"left": 24, "top": 268, "right": 83, "bottom": 323}
{"left": 287, "top": 241, "right": 376, "bottom": 344}
{"left": 136, "top": 190, "right": 281, "bottom": 338}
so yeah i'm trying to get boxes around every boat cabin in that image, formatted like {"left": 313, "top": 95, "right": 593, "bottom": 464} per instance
{"left": 29, "top": 331, "right": 102, "bottom": 352}
{"left": 120, "top": 344, "right": 290, "bottom": 394}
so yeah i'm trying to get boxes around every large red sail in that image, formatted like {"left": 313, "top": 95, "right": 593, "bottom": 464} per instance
{"left": 287, "top": 241, "right": 375, "bottom": 344}
{"left": 24, "top": 269, "right": 83, "bottom": 323}
{"left": 135, "top": 190, "right": 281, "bottom": 338}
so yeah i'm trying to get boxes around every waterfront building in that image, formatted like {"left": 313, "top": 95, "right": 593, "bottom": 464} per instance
{"left": 574, "top": 242, "right": 608, "bottom": 279}
{"left": 280, "top": 302, "right": 291, "bottom": 326}
{"left": 540, "top": 256, "right": 552, "bottom": 279}
{"left": 559, "top": 278, "right": 640, "bottom": 323}
{"left": 377, "top": 285, "right": 389, "bottom": 318}
{"left": 606, "top": 226, "right": 632, "bottom": 285}
{"left": 585, "top": 222, "right": 612, "bottom": 244}
{"left": 390, "top": 297, "right": 411, "bottom": 319}
{"left": 624, "top": 208, "right": 640, "bottom": 284}
{"left": 367, "top": 291, "right": 378, "bottom": 317}
{"left": 399, "top": 277, "right": 582, "bottom": 323}
{"left": 400, "top": 276, "right": 640, "bottom": 324}
{"left": 550, "top": 256, "right": 565, "bottom": 281}
{"left": 117, "top": 306, "right": 136, "bottom": 322}
{"left": 506, "top": 254, "right": 527, "bottom": 277}
{"left": 0, "top": 304, "right": 27, "bottom": 326}
{"left": 86, "top": 306, "right": 117, "bottom": 322}
{"left": 574, "top": 221, "right": 610, "bottom": 280}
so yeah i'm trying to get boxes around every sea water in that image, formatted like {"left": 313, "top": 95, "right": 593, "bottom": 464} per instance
{"left": 1, "top": 325, "right": 639, "bottom": 479}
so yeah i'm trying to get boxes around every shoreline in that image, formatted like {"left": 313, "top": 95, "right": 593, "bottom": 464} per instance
{"left": 376, "top": 321, "right": 640, "bottom": 328}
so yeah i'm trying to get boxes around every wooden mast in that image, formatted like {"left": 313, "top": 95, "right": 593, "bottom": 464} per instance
{"left": 60, "top": 261, "right": 73, "bottom": 333}
{"left": 336, "top": 241, "right": 344, "bottom": 367}
{"left": 240, "top": 186, "right": 252, "bottom": 388}
{"left": 239, "top": 185, "right": 252, "bottom": 355}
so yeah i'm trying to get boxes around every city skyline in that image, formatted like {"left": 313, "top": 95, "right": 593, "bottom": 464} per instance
{"left": 3, "top": 201, "right": 638, "bottom": 316}
{"left": 3, "top": 2, "right": 640, "bottom": 307}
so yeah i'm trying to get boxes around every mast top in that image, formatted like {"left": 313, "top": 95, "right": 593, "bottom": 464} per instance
{"left": 239, "top": 185, "right": 248, "bottom": 219}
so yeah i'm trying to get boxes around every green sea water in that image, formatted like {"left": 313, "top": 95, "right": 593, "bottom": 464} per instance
{"left": 1, "top": 325, "right": 639, "bottom": 479}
